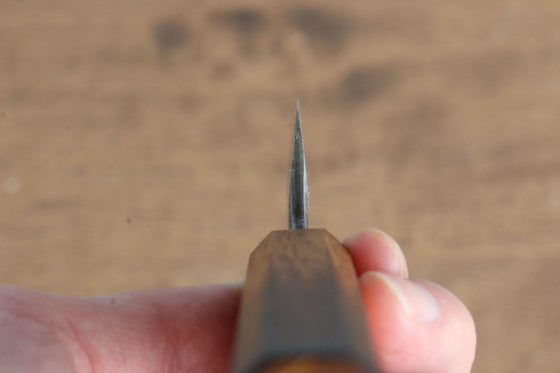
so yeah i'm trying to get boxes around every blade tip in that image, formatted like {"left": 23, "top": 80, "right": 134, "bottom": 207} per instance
{"left": 294, "top": 99, "right": 302, "bottom": 132}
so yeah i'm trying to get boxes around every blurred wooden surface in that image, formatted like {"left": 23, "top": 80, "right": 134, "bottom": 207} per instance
{"left": 1, "top": 1, "right": 559, "bottom": 372}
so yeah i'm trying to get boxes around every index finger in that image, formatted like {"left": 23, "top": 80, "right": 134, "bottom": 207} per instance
{"left": 0, "top": 284, "right": 241, "bottom": 372}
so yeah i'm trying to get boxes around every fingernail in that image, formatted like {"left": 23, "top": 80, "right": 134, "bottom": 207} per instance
{"left": 368, "top": 228, "right": 408, "bottom": 278}
{"left": 342, "top": 227, "right": 383, "bottom": 247}
{"left": 344, "top": 228, "right": 408, "bottom": 278}
{"left": 342, "top": 232, "right": 361, "bottom": 249}
{"left": 365, "top": 272, "right": 440, "bottom": 323}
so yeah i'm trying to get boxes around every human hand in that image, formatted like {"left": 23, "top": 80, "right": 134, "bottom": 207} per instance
{"left": 0, "top": 229, "right": 475, "bottom": 372}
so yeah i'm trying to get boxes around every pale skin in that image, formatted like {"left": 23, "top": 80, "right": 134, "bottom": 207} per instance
{"left": 0, "top": 229, "right": 476, "bottom": 373}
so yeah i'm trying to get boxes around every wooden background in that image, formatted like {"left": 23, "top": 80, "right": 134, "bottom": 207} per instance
{"left": 1, "top": 1, "right": 559, "bottom": 371}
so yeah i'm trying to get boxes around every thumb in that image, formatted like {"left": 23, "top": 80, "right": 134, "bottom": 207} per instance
{"left": 361, "top": 273, "right": 476, "bottom": 373}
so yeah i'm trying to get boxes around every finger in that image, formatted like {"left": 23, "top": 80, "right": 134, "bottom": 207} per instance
{"left": 0, "top": 284, "right": 241, "bottom": 373}
{"left": 0, "top": 296, "right": 76, "bottom": 373}
{"left": 360, "top": 273, "right": 476, "bottom": 373}
{"left": 343, "top": 228, "right": 408, "bottom": 278}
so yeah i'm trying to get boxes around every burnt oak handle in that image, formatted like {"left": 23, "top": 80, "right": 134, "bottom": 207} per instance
{"left": 232, "top": 229, "right": 377, "bottom": 373}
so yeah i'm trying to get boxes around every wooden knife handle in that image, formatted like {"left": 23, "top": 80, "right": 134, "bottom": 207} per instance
{"left": 232, "top": 229, "right": 377, "bottom": 373}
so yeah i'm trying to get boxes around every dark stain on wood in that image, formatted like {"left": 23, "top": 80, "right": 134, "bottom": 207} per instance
{"left": 152, "top": 18, "right": 189, "bottom": 55}
{"left": 287, "top": 7, "right": 355, "bottom": 56}
{"left": 333, "top": 65, "right": 398, "bottom": 106}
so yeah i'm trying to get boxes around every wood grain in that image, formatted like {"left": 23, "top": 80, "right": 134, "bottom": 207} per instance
{"left": 232, "top": 229, "right": 376, "bottom": 373}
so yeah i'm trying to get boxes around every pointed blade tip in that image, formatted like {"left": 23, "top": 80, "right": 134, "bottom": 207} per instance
{"left": 289, "top": 100, "right": 308, "bottom": 230}
{"left": 294, "top": 100, "right": 301, "bottom": 129}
